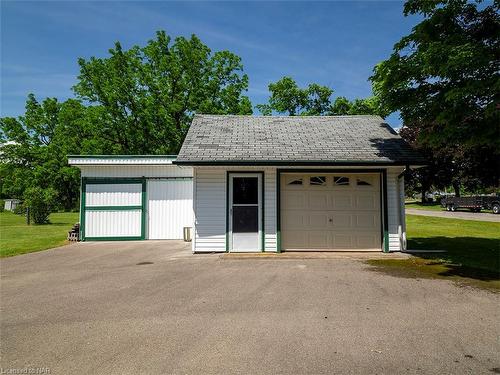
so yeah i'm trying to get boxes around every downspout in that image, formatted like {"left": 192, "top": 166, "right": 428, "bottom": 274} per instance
{"left": 397, "top": 165, "right": 409, "bottom": 252}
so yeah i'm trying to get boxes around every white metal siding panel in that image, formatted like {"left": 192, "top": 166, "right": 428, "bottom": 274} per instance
{"left": 264, "top": 168, "right": 277, "bottom": 251}
{"left": 79, "top": 165, "right": 192, "bottom": 178}
{"left": 147, "top": 180, "right": 193, "bottom": 240}
{"left": 86, "top": 184, "right": 142, "bottom": 206}
{"left": 85, "top": 210, "right": 141, "bottom": 237}
{"left": 386, "top": 168, "right": 404, "bottom": 251}
{"left": 193, "top": 168, "right": 226, "bottom": 252}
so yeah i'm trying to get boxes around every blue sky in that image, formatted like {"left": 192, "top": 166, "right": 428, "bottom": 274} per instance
{"left": 1, "top": 1, "right": 420, "bottom": 127}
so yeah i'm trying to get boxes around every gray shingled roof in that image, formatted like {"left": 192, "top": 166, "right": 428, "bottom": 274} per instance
{"left": 175, "top": 115, "right": 426, "bottom": 165}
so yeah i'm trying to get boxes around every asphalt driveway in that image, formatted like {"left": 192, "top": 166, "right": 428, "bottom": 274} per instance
{"left": 1, "top": 241, "right": 499, "bottom": 374}
{"left": 406, "top": 208, "right": 500, "bottom": 222}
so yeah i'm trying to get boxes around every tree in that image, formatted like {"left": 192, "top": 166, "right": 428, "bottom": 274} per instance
{"left": 256, "top": 76, "right": 387, "bottom": 117}
{"left": 0, "top": 94, "right": 102, "bottom": 209}
{"left": 74, "top": 30, "right": 252, "bottom": 154}
{"left": 371, "top": 0, "right": 500, "bottom": 193}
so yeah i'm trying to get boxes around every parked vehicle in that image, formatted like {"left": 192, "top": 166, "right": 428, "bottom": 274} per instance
{"left": 441, "top": 195, "right": 500, "bottom": 214}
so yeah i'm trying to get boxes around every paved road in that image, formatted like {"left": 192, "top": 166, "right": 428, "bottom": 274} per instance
{"left": 1, "top": 241, "right": 499, "bottom": 374}
{"left": 406, "top": 208, "right": 500, "bottom": 222}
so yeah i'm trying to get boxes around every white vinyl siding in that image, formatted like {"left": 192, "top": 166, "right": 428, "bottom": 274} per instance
{"left": 264, "top": 169, "right": 277, "bottom": 252}
{"left": 192, "top": 167, "right": 278, "bottom": 253}
{"left": 193, "top": 168, "right": 227, "bottom": 252}
{"left": 147, "top": 179, "right": 193, "bottom": 240}
{"left": 386, "top": 168, "right": 405, "bottom": 252}
{"left": 85, "top": 210, "right": 142, "bottom": 238}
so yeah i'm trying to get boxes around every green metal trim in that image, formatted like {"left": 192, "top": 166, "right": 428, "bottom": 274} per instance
{"left": 276, "top": 170, "right": 281, "bottom": 253}
{"left": 261, "top": 172, "right": 265, "bottom": 252}
{"left": 85, "top": 206, "right": 142, "bottom": 211}
{"left": 68, "top": 155, "right": 177, "bottom": 159}
{"left": 225, "top": 171, "right": 230, "bottom": 252}
{"left": 381, "top": 169, "right": 390, "bottom": 253}
{"left": 80, "top": 177, "right": 86, "bottom": 241}
{"left": 84, "top": 236, "right": 143, "bottom": 241}
{"left": 141, "top": 178, "right": 147, "bottom": 240}
{"left": 85, "top": 178, "right": 144, "bottom": 184}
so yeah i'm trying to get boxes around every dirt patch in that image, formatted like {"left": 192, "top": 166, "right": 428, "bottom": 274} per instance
{"left": 365, "top": 258, "right": 500, "bottom": 292}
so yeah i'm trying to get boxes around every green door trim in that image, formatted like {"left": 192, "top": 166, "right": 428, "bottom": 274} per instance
{"left": 225, "top": 171, "right": 265, "bottom": 252}
{"left": 276, "top": 169, "right": 389, "bottom": 253}
{"left": 81, "top": 177, "right": 146, "bottom": 241}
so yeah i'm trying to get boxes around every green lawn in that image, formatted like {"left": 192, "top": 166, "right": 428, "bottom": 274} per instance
{"left": 405, "top": 201, "right": 444, "bottom": 211}
{"left": 0, "top": 211, "right": 79, "bottom": 257}
{"left": 368, "top": 214, "right": 500, "bottom": 290}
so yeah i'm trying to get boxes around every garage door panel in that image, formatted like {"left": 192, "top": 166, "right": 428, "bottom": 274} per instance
{"left": 281, "top": 212, "right": 305, "bottom": 229}
{"left": 86, "top": 184, "right": 142, "bottom": 206}
{"left": 309, "top": 192, "right": 329, "bottom": 209}
{"left": 307, "top": 232, "right": 329, "bottom": 248}
{"left": 309, "top": 213, "right": 329, "bottom": 229}
{"left": 355, "top": 214, "right": 378, "bottom": 228}
{"left": 332, "top": 193, "right": 354, "bottom": 210}
{"left": 356, "top": 234, "right": 379, "bottom": 249}
{"left": 282, "top": 231, "right": 307, "bottom": 248}
{"left": 85, "top": 210, "right": 141, "bottom": 237}
{"left": 333, "top": 234, "right": 353, "bottom": 248}
{"left": 282, "top": 191, "right": 306, "bottom": 209}
{"left": 355, "top": 194, "right": 378, "bottom": 210}
{"left": 332, "top": 214, "right": 352, "bottom": 228}
{"left": 281, "top": 173, "right": 381, "bottom": 251}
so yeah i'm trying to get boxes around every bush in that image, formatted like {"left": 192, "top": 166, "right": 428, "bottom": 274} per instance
{"left": 23, "top": 187, "right": 58, "bottom": 224}
{"left": 0, "top": 199, "right": 4, "bottom": 212}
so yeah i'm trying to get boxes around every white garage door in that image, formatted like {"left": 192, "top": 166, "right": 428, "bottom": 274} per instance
{"left": 281, "top": 173, "right": 381, "bottom": 251}
{"left": 83, "top": 181, "right": 144, "bottom": 240}
{"left": 147, "top": 179, "right": 193, "bottom": 240}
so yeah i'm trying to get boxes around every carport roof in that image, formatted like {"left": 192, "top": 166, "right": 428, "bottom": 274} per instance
{"left": 175, "top": 115, "right": 426, "bottom": 166}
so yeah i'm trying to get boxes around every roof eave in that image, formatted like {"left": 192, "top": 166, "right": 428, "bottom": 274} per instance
{"left": 173, "top": 160, "right": 427, "bottom": 167}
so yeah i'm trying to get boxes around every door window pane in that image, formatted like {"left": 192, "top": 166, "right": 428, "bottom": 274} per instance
{"left": 233, "top": 177, "right": 258, "bottom": 204}
{"left": 232, "top": 206, "right": 258, "bottom": 233}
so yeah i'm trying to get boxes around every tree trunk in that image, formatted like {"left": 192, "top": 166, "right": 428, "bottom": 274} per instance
{"left": 453, "top": 181, "right": 461, "bottom": 197}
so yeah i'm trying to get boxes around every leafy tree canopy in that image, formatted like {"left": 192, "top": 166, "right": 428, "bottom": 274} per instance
{"left": 74, "top": 30, "right": 252, "bottom": 154}
{"left": 371, "top": 0, "right": 500, "bottom": 190}
{"left": 256, "top": 76, "right": 387, "bottom": 117}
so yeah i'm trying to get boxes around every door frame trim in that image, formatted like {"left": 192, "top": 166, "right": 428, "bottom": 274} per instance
{"left": 226, "top": 171, "right": 265, "bottom": 252}
{"left": 276, "top": 169, "right": 388, "bottom": 252}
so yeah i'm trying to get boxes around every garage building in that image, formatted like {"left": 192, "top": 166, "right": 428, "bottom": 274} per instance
{"left": 69, "top": 115, "right": 424, "bottom": 252}
{"left": 174, "top": 115, "right": 425, "bottom": 253}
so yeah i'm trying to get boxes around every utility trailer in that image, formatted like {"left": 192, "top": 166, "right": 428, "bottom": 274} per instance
{"left": 441, "top": 195, "right": 500, "bottom": 214}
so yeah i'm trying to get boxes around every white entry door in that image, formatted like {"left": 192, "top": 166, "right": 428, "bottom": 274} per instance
{"left": 229, "top": 174, "right": 262, "bottom": 252}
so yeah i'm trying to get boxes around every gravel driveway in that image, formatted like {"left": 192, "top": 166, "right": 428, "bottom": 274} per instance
{"left": 1, "top": 241, "right": 499, "bottom": 374}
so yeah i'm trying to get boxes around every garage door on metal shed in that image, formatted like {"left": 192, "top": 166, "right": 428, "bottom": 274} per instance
{"left": 281, "top": 173, "right": 381, "bottom": 251}
{"left": 147, "top": 179, "right": 193, "bottom": 240}
{"left": 82, "top": 179, "right": 145, "bottom": 240}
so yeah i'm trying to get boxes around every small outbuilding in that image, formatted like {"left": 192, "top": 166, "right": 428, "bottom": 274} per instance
{"left": 68, "top": 156, "right": 193, "bottom": 241}
{"left": 69, "top": 115, "right": 424, "bottom": 253}
{"left": 174, "top": 115, "right": 425, "bottom": 253}
{"left": 4, "top": 199, "right": 21, "bottom": 212}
